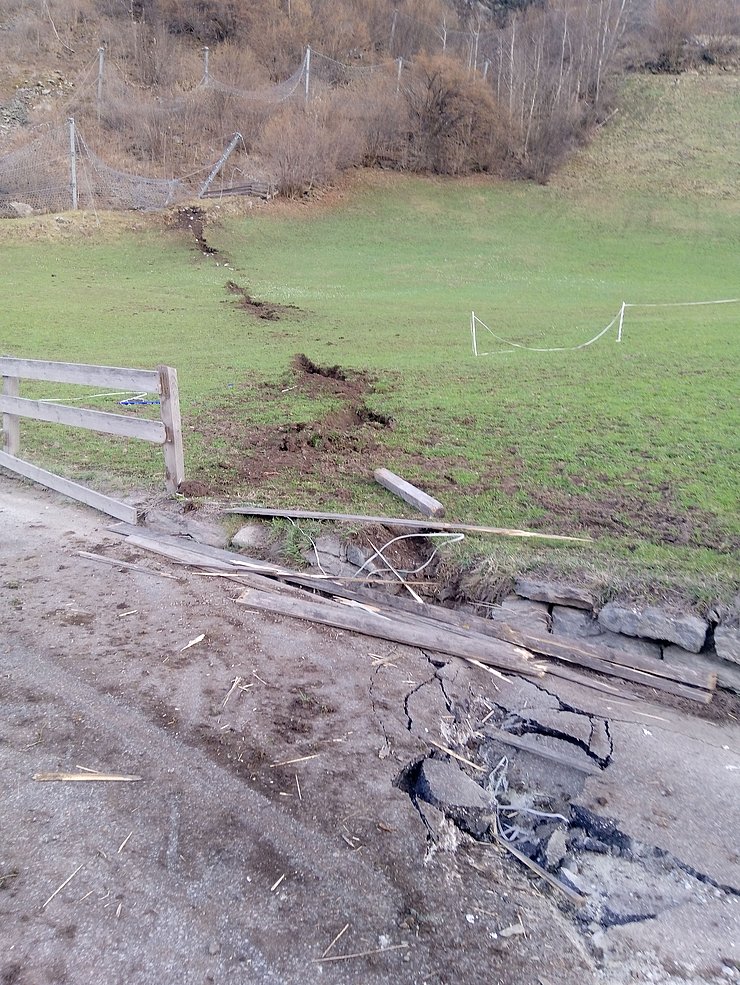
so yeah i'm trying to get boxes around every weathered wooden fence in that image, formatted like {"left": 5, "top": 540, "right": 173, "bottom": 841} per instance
{"left": 0, "top": 358, "right": 184, "bottom": 523}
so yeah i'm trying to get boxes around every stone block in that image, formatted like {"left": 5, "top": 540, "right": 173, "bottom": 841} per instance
{"left": 514, "top": 577, "right": 594, "bottom": 610}
{"left": 551, "top": 606, "right": 661, "bottom": 659}
{"left": 714, "top": 625, "right": 740, "bottom": 666}
{"left": 598, "top": 603, "right": 707, "bottom": 653}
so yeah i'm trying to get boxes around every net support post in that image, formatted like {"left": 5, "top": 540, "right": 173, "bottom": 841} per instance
{"left": 68, "top": 117, "right": 78, "bottom": 210}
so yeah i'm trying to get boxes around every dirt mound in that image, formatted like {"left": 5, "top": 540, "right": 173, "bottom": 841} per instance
{"left": 225, "top": 281, "right": 302, "bottom": 321}
{"left": 189, "top": 357, "right": 396, "bottom": 494}
{"left": 293, "top": 354, "right": 346, "bottom": 380}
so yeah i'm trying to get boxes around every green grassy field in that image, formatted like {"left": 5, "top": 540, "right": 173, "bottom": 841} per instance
{"left": 2, "top": 73, "right": 739, "bottom": 597}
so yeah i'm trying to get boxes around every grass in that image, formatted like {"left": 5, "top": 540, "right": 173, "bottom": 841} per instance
{"left": 1, "top": 73, "right": 738, "bottom": 598}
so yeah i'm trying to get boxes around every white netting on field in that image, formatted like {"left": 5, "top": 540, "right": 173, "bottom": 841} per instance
{"left": 470, "top": 299, "right": 740, "bottom": 356}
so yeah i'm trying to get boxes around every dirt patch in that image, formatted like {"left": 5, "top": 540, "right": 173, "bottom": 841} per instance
{"left": 294, "top": 354, "right": 347, "bottom": 380}
{"left": 530, "top": 485, "right": 739, "bottom": 552}
{"left": 173, "top": 206, "right": 216, "bottom": 254}
{"left": 225, "top": 280, "right": 301, "bottom": 321}
{"left": 189, "top": 356, "right": 398, "bottom": 494}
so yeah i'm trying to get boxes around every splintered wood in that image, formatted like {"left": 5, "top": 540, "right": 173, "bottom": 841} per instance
{"left": 109, "top": 524, "right": 716, "bottom": 704}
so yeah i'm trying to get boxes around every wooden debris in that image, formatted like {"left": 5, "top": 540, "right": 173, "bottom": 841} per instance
{"left": 374, "top": 467, "right": 446, "bottom": 518}
{"left": 225, "top": 506, "right": 592, "bottom": 543}
{"left": 322, "top": 923, "right": 350, "bottom": 958}
{"left": 76, "top": 551, "right": 178, "bottom": 579}
{"left": 180, "top": 633, "right": 205, "bottom": 652}
{"left": 110, "top": 525, "right": 715, "bottom": 703}
{"left": 313, "top": 943, "right": 409, "bottom": 963}
{"left": 428, "top": 740, "right": 486, "bottom": 773}
{"left": 235, "top": 588, "right": 540, "bottom": 677}
{"left": 42, "top": 862, "right": 85, "bottom": 908}
{"left": 483, "top": 726, "right": 600, "bottom": 775}
{"left": 33, "top": 772, "right": 142, "bottom": 782}
{"left": 269, "top": 754, "right": 320, "bottom": 768}
{"left": 270, "top": 873, "right": 286, "bottom": 892}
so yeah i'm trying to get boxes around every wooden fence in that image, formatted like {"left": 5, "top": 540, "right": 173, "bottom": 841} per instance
{"left": 0, "top": 358, "right": 184, "bottom": 524}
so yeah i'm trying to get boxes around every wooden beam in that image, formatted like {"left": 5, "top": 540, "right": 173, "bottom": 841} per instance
{"left": 158, "top": 365, "right": 185, "bottom": 492}
{"left": 235, "top": 587, "right": 540, "bottom": 676}
{"left": 0, "top": 357, "right": 159, "bottom": 393}
{"left": 224, "top": 507, "right": 592, "bottom": 543}
{"left": 484, "top": 726, "right": 600, "bottom": 775}
{"left": 2, "top": 374, "right": 19, "bottom": 456}
{"left": 374, "top": 467, "right": 445, "bottom": 518}
{"left": 0, "top": 451, "right": 139, "bottom": 524}
{"left": 0, "top": 395, "right": 166, "bottom": 444}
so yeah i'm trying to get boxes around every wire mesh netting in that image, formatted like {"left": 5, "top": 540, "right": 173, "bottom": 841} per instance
{"left": 0, "top": 125, "right": 71, "bottom": 214}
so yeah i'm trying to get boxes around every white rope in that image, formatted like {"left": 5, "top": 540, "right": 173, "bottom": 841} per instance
{"left": 472, "top": 310, "right": 619, "bottom": 354}
{"left": 624, "top": 298, "right": 739, "bottom": 308}
{"left": 471, "top": 296, "right": 740, "bottom": 356}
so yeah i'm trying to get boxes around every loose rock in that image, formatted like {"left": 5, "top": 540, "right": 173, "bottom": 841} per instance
{"left": 231, "top": 524, "right": 271, "bottom": 551}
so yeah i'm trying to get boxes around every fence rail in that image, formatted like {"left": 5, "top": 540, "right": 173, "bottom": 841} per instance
{"left": 0, "top": 357, "right": 184, "bottom": 523}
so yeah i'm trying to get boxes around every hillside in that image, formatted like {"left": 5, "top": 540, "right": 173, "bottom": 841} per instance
{"left": 1, "top": 0, "right": 738, "bottom": 208}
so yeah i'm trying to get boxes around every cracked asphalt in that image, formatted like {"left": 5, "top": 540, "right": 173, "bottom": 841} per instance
{"left": 1, "top": 480, "right": 739, "bottom": 984}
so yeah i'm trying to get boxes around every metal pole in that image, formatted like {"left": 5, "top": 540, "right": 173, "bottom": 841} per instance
{"left": 617, "top": 302, "right": 626, "bottom": 342}
{"left": 304, "top": 45, "right": 310, "bottom": 102}
{"left": 396, "top": 57, "right": 403, "bottom": 97}
{"left": 203, "top": 46, "right": 209, "bottom": 82}
{"left": 96, "top": 47, "right": 105, "bottom": 105}
{"left": 198, "top": 132, "right": 243, "bottom": 198}
{"left": 68, "top": 117, "right": 78, "bottom": 211}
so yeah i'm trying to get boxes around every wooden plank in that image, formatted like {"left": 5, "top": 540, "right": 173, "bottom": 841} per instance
{"left": 0, "top": 451, "right": 139, "bottom": 524}
{"left": 0, "top": 395, "right": 166, "bottom": 444}
{"left": 121, "top": 535, "right": 238, "bottom": 571}
{"left": 374, "top": 468, "right": 446, "bottom": 518}
{"left": 2, "top": 374, "right": 19, "bottom": 456}
{"left": 484, "top": 726, "right": 600, "bottom": 775}
{"left": 0, "top": 357, "right": 159, "bottom": 392}
{"left": 158, "top": 365, "right": 185, "bottom": 492}
{"left": 235, "top": 587, "right": 541, "bottom": 676}
{"left": 225, "top": 507, "right": 592, "bottom": 543}
{"left": 112, "top": 526, "right": 713, "bottom": 699}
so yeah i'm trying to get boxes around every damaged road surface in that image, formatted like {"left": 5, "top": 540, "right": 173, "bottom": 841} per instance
{"left": 1, "top": 483, "right": 739, "bottom": 985}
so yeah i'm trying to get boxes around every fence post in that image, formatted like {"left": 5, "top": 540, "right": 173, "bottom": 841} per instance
{"left": 203, "top": 46, "right": 210, "bottom": 82}
{"left": 396, "top": 57, "right": 403, "bottom": 97}
{"left": 68, "top": 117, "right": 78, "bottom": 210}
{"left": 97, "top": 46, "right": 105, "bottom": 106}
{"left": 2, "top": 375, "right": 20, "bottom": 456}
{"left": 304, "top": 45, "right": 311, "bottom": 102}
{"left": 158, "top": 365, "right": 185, "bottom": 493}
